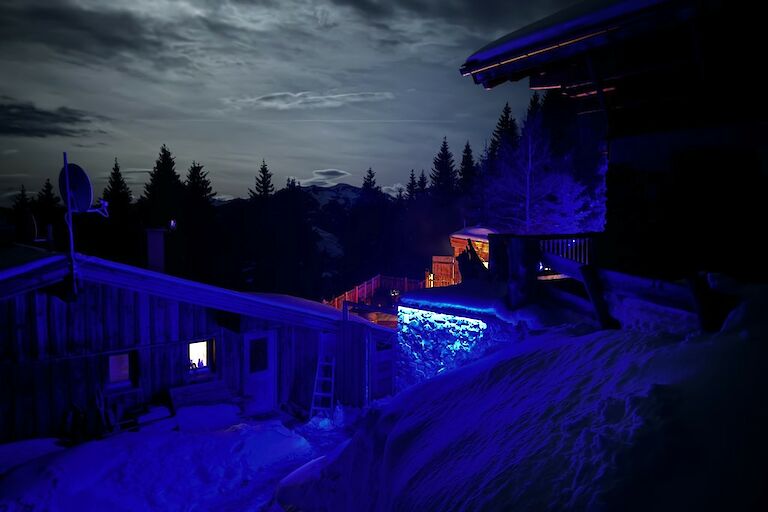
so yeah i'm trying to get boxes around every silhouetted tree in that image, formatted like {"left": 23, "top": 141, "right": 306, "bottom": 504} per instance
{"left": 140, "top": 144, "right": 183, "bottom": 227}
{"left": 486, "top": 102, "right": 520, "bottom": 173}
{"left": 185, "top": 161, "right": 216, "bottom": 208}
{"left": 417, "top": 170, "right": 429, "bottom": 197}
{"left": 406, "top": 169, "right": 418, "bottom": 201}
{"left": 103, "top": 158, "right": 132, "bottom": 217}
{"left": 430, "top": 137, "right": 456, "bottom": 198}
{"left": 11, "top": 184, "right": 33, "bottom": 242}
{"left": 487, "top": 93, "right": 588, "bottom": 233}
{"left": 361, "top": 167, "right": 380, "bottom": 192}
{"left": 11, "top": 184, "right": 31, "bottom": 213}
{"left": 285, "top": 177, "right": 299, "bottom": 191}
{"left": 249, "top": 159, "right": 274, "bottom": 200}
{"left": 34, "top": 178, "right": 61, "bottom": 227}
{"left": 458, "top": 141, "right": 478, "bottom": 195}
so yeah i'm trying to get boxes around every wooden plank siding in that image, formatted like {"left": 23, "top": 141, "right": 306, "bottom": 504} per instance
{"left": 0, "top": 272, "right": 391, "bottom": 441}
{"left": 0, "top": 280, "right": 232, "bottom": 441}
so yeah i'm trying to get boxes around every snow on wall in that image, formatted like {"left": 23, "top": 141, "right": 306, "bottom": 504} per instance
{"left": 396, "top": 306, "right": 490, "bottom": 389}
{"left": 277, "top": 304, "right": 768, "bottom": 511}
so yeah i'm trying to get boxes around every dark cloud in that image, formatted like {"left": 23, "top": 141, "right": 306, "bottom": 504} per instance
{"left": 0, "top": 100, "right": 104, "bottom": 138}
{"left": 225, "top": 92, "right": 395, "bottom": 110}
{"left": 301, "top": 168, "right": 351, "bottom": 185}
{"left": 0, "top": 1, "right": 193, "bottom": 70}
{"left": 328, "top": 0, "right": 573, "bottom": 33}
{"left": 313, "top": 169, "right": 351, "bottom": 179}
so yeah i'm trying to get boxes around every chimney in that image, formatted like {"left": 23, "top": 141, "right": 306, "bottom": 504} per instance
{"left": 146, "top": 228, "right": 166, "bottom": 273}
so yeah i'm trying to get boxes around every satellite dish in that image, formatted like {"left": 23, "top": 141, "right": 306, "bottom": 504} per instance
{"left": 58, "top": 163, "right": 93, "bottom": 213}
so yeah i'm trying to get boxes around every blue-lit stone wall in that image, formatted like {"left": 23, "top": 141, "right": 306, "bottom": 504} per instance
{"left": 397, "top": 306, "right": 490, "bottom": 389}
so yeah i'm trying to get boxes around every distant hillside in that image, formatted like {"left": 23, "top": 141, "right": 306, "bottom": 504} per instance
{"left": 301, "top": 183, "right": 361, "bottom": 208}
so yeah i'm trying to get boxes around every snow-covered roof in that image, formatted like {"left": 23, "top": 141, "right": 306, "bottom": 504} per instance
{"left": 0, "top": 249, "right": 378, "bottom": 330}
{"left": 450, "top": 226, "right": 498, "bottom": 243}
{"left": 460, "top": 0, "right": 675, "bottom": 89}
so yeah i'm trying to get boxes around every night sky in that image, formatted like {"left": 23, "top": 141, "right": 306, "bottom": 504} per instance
{"left": 0, "top": 0, "right": 571, "bottom": 204}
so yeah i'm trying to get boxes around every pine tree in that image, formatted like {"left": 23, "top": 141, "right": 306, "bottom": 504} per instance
{"left": 185, "top": 160, "right": 216, "bottom": 207}
{"left": 249, "top": 159, "right": 274, "bottom": 200}
{"left": 406, "top": 169, "right": 418, "bottom": 200}
{"left": 458, "top": 141, "right": 478, "bottom": 194}
{"left": 361, "top": 167, "right": 380, "bottom": 192}
{"left": 11, "top": 184, "right": 33, "bottom": 242}
{"left": 285, "top": 177, "right": 299, "bottom": 191}
{"left": 11, "top": 184, "right": 31, "bottom": 213}
{"left": 35, "top": 178, "right": 61, "bottom": 226}
{"left": 429, "top": 137, "right": 456, "bottom": 197}
{"left": 487, "top": 93, "right": 588, "bottom": 234}
{"left": 417, "top": 170, "right": 428, "bottom": 196}
{"left": 487, "top": 102, "right": 520, "bottom": 170}
{"left": 140, "top": 144, "right": 184, "bottom": 227}
{"left": 103, "top": 158, "right": 133, "bottom": 215}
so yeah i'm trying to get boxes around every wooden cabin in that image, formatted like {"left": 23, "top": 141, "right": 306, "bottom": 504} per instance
{"left": 460, "top": 0, "right": 768, "bottom": 282}
{"left": 427, "top": 226, "right": 496, "bottom": 288}
{"left": 0, "top": 245, "right": 394, "bottom": 442}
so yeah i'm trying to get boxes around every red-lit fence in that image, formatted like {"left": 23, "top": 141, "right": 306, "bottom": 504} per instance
{"left": 325, "top": 274, "right": 424, "bottom": 310}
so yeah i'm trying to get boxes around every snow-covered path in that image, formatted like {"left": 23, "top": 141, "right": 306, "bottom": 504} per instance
{"left": 0, "top": 412, "right": 343, "bottom": 511}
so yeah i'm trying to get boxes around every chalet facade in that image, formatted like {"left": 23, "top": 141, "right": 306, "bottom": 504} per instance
{"left": 0, "top": 245, "right": 393, "bottom": 442}
{"left": 460, "top": 0, "right": 767, "bottom": 282}
{"left": 426, "top": 226, "right": 495, "bottom": 288}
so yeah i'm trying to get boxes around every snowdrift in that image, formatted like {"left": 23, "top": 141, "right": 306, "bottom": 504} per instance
{"left": 277, "top": 302, "right": 768, "bottom": 511}
{"left": 0, "top": 418, "right": 312, "bottom": 511}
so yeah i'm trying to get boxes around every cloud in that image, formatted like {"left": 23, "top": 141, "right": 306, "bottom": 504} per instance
{"left": 327, "top": 0, "right": 573, "bottom": 33}
{"left": 73, "top": 142, "right": 108, "bottom": 148}
{"left": 313, "top": 169, "right": 350, "bottom": 179}
{"left": 301, "top": 168, "right": 351, "bottom": 186}
{"left": 0, "top": 100, "right": 105, "bottom": 138}
{"left": 0, "top": 1, "right": 193, "bottom": 72}
{"left": 0, "top": 173, "right": 29, "bottom": 180}
{"left": 382, "top": 182, "right": 405, "bottom": 197}
{"left": 2, "top": 149, "right": 19, "bottom": 155}
{"left": 224, "top": 91, "right": 395, "bottom": 110}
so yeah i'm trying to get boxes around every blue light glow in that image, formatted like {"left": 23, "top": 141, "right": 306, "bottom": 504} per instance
{"left": 397, "top": 305, "right": 489, "bottom": 389}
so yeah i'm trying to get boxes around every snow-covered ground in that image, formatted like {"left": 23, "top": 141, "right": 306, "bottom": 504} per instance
{"left": 0, "top": 406, "right": 351, "bottom": 511}
{"left": 4, "top": 293, "right": 766, "bottom": 511}
{"left": 277, "top": 294, "right": 768, "bottom": 511}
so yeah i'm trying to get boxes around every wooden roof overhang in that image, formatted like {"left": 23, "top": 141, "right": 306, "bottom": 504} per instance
{"left": 459, "top": 0, "right": 690, "bottom": 90}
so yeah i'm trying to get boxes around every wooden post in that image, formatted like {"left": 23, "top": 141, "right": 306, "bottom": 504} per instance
{"left": 580, "top": 265, "right": 620, "bottom": 329}
{"left": 506, "top": 236, "right": 540, "bottom": 309}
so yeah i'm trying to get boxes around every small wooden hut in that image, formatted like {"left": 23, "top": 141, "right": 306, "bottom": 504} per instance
{"left": 0, "top": 245, "right": 393, "bottom": 442}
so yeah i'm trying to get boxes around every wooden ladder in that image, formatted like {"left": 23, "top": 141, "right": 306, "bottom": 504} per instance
{"left": 309, "top": 355, "right": 335, "bottom": 420}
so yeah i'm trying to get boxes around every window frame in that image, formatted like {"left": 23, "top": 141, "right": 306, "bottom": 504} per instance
{"left": 106, "top": 351, "right": 138, "bottom": 390}
{"left": 187, "top": 337, "right": 216, "bottom": 381}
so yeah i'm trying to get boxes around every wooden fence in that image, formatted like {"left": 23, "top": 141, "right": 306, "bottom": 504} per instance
{"left": 326, "top": 274, "right": 424, "bottom": 310}
{"left": 539, "top": 234, "right": 593, "bottom": 266}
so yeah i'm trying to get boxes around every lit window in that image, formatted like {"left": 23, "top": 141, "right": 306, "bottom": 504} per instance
{"left": 189, "top": 340, "right": 213, "bottom": 372}
{"left": 109, "top": 353, "right": 132, "bottom": 386}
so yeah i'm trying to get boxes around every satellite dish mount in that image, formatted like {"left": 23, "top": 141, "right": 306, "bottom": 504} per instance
{"left": 59, "top": 151, "right": 110, "bottom": 294}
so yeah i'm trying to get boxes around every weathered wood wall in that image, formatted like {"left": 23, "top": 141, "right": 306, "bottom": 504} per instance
{"left": 0, "top": 277, "right": 389, "bottom": 441}
{"left": 0, "top": 281, "right": 227, "bottom": 441}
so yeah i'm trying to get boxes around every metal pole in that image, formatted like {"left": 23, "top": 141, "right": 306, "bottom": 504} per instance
{"left": 63, "top": 152, "right": 78, "bottom": 294}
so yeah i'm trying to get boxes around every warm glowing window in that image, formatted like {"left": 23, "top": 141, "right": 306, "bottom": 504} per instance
{"left": 109, "top": 353, "right": 132, "bottom": 385}
{"left": 189, "top": 339, "right": 213, "bottom": 372}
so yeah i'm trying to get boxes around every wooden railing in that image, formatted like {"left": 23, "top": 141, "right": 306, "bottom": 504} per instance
{"left": 539, "top": 234, "right": 593, "bottom": 266}
{"left": 325, "top": 274, "right": 424, "bottom": 310}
